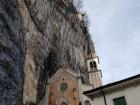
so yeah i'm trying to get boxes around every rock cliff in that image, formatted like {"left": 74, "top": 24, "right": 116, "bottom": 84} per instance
{"left": 0, "top": 0, "right": 95, "bottom": 104}
{"left": 0, "top": 0, "right": 25, "bottom": 105}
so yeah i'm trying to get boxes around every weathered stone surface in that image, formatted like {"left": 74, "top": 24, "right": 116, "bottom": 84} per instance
{"left": 0, "top": 0, "right": 25, "bottom": 105}
{"left": 0, "top": 0, "right": 95, "bottom": 104}
{"left": 16, "top": 0, "right": 95, "bottom": 104}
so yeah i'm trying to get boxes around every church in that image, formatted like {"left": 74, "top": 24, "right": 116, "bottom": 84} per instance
{"left": 39, "top": 53, "right": 103, "bottom": 105}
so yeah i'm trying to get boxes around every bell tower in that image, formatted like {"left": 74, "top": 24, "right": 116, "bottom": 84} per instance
{"left": 86, "top": 52, "right": 102, "bottom": 88}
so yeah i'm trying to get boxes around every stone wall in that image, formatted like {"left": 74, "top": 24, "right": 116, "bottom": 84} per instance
{"left": 16, "top": 0, "right": 95, "bottom": 104}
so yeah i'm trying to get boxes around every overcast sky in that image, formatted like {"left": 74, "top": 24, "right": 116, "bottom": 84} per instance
{"left": 83, "top": 0, "right": 140, "bottom": 84}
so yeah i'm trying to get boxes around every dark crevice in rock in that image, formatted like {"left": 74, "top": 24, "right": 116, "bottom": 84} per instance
{"left": 36, "top": 48, "right": 60, "bottom": 102}
{"left": 44, "top": 49, "right": 59, "bottom": 76}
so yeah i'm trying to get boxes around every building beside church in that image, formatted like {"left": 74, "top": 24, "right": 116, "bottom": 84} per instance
{"left": 39, "top": 52, "right": 103, "bottom": 105}
{"left": 83, "top": 74, "right": 140, "bottom": 105}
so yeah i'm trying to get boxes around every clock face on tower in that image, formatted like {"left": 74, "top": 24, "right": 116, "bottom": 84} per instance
{"left": 90, "top": 61, "right": 97, "bottom": 69}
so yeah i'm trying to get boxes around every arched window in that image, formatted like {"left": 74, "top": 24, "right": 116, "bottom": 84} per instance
{"left": 79, "top": 102, "right": 82, "bottom": 105}
{"left": 60, "top": 102, "right": 68, "bottom": 105}
{"left": 90, "top": 61, "right": 97, "bottom": 69}
{"left": 85, "top": 100, "right": 91, "bottom": 105}
{"left": 49, "top": 92, "right": 53, "bottom": 103}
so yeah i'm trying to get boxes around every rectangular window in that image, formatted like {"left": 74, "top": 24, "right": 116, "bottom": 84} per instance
{"left": 113, "top": 96, "right": 127, "bottom": 105}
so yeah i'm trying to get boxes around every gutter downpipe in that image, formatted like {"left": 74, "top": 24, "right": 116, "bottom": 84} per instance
{"left": 101, "top": 89, "right": 107, "bottom": 105}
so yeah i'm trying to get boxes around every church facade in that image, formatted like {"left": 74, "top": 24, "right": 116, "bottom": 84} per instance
{"left": 48, "top": 67, "right": 81, "bottom": 105}
{"left": 39, "top": 53, "right": 102, "bottom": 105}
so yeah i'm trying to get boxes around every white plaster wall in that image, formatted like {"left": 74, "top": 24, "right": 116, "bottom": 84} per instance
{"left": 82, "top": 94, "right": 94, "bottom": 105}
{"left": 82, "top": 84, "right": 93, "bottom": 91}
{"left": 82, "top": 85, "right": 93, "bottom": 104}
{"left": 91, "top": 84, "right": 140, "bottom": 105}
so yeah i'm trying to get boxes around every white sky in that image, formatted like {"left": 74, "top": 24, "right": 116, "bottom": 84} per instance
{"left": 83, "top": 0, "right": 140, "bottom": 84}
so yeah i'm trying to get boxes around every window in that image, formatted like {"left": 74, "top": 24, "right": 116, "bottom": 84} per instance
{"left": 113, "top": 96, "right": 127, "bottom": 105}
{"left": 49, "top": 92, "right": 53, "bottom": 103}
{"left": 60, "top": 102, "right": 67, "bottom": 105}
{"left": 60, "top": 83, "right": 68, "bottom": 92}
{"left": 85, "top": 100, "right": 91, "bottom": 105}
{"left": 90, "top": 61, "right": 97, "bottom": 69}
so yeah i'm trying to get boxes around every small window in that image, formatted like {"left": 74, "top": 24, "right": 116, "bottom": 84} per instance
{"left": 60, "top": 83, "right": 68, "bottom": 92}
{"left": 85, "top": 100, "right": 91, "bottom": 105}
{"left": 90, "top": 61, "right": 97, "bottom": 69}
{"left": 113, "top": 96, "right": 127, "bottom": 105}
{"left": 60, "top": 102, "right": 67, "bottom": 105}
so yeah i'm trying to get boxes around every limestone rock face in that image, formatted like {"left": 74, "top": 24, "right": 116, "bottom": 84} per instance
{"left": 0, "top": 0, "right": 25, "bottom": 105}
{"left": 16, "top": 0, "right": 95, "bottom": 103}
{"left": 0, "top": 0, "right": 95, "bottom": 104}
